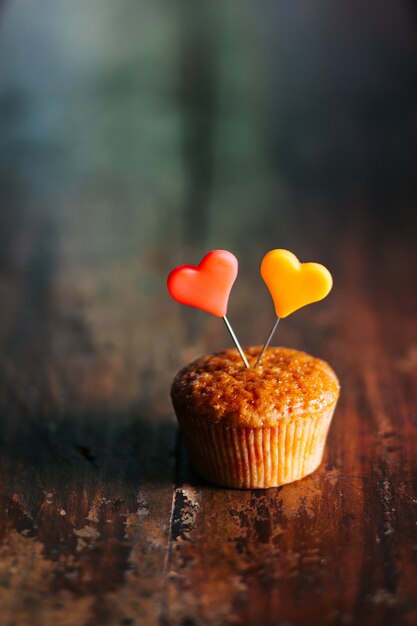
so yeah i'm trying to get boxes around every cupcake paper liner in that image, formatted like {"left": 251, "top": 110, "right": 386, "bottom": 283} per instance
{"left": 177, "top": 405, "right": 336, "bottom": 489}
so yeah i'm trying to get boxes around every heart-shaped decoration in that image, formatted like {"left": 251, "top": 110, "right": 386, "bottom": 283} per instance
{"left": 167, "top": 250, "right": 238, "bottom": 317}
{"left": 261, "top": 249, "right": 333, "bottom": 318}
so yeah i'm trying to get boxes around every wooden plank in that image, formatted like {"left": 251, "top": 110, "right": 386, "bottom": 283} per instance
{"left": 0, "top": 200, "right": 416, "bottom": 626}
{"left": 0, "top": 207, "right": 178, "bottom": 626}
{"left": 163, "top": 213, "right": 417, "bottom": 626}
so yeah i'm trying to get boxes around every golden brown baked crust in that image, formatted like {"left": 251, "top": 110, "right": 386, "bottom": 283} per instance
{"left": 171, "top": 347, "right": 340, "bottom": 428}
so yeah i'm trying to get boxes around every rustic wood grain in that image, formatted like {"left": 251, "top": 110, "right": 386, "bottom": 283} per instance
{"left": 0, "top": 2, "right": 417, "bottom": 625}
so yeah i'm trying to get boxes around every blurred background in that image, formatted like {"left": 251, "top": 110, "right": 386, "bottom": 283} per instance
{"left": 1, "top": 4, "right": 417, "bottom": 623}
{"left": 0, "top": 0, "right": 416, "bottom": 416}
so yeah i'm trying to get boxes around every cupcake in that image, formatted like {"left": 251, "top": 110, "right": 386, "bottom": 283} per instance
{"left": 171, "top": 346, "right": 340, "bottom": 489}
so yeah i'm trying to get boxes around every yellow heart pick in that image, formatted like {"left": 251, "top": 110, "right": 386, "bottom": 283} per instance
{"left": 261, "top": 249, "right": 333, "bottom": 318}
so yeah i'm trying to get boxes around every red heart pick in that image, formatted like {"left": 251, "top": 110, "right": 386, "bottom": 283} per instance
{"left": 167, "top": 250, "right": 238, "bottom": 317}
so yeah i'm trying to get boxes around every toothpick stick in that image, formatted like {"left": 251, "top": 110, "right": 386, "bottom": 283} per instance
{"left": 254, "top": 317, "right": 280, "bottom": 367}
{"left": 222, "top": 316, "right": 249, "bottom": 368}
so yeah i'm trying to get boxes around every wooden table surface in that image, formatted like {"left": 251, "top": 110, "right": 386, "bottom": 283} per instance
{"left": 1, "top": 2, "right": 417, "bottom": 625}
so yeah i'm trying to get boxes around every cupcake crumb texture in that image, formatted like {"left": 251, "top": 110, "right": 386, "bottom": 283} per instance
{"left": 171, "top": 347, "right": 340, "bottom": 428}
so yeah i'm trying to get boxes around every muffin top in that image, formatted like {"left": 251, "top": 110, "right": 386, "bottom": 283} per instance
{"left": 171, "top": 347, "right": 340, "bottom": 427}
